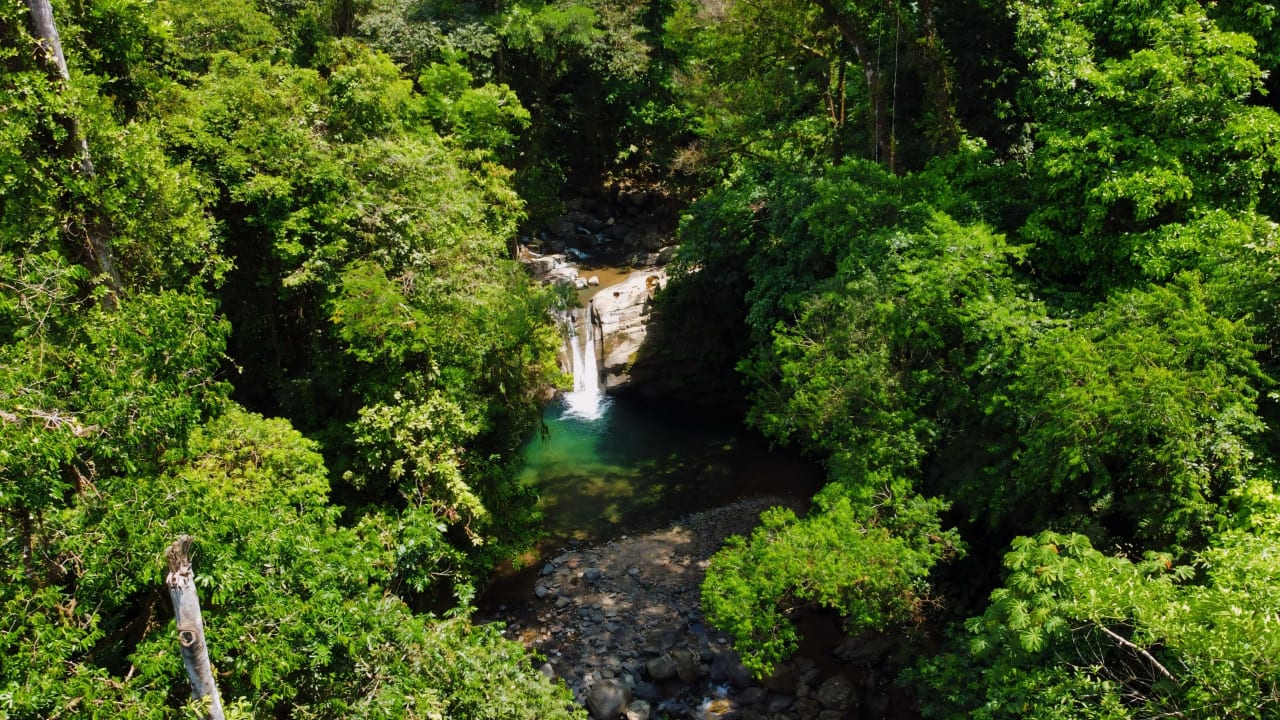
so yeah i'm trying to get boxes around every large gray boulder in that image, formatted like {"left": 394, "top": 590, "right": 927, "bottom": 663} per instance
{"left": 645, "top": 653, "right": 678, "bottom": 681}
{"left": 587, "top": 678, "right": 632, "bottom": 719}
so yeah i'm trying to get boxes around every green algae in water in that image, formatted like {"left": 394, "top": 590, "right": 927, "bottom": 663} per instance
{"left": 518, "top": 397, "right": 822, "bottom": 545}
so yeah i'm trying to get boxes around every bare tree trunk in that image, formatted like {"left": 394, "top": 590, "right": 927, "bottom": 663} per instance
{"left": 24, "top": 0, "right": 122, "bottom": 307}
{"left": 165, "top": 536, "right": 226, "bottom": 720}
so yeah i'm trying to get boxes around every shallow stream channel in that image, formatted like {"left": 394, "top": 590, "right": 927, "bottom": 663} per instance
{"left": 473, "top": 263, "right": 926, "bottom": 720}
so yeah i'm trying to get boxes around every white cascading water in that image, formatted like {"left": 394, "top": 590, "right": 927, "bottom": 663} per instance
{"left": 562, "top": 302, "right": 606, "bottom": 420}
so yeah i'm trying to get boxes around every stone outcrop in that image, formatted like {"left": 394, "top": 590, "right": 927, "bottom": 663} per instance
{"left": 592, "top": 268, "right": 665, "bottom": 389}
{"left": 521, "top": 189, "right": 681, "bottom": 271}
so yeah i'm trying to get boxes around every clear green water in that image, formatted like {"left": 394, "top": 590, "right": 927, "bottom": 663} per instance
{"left": 519, "top": 396, "right": 824, "bottom": 546}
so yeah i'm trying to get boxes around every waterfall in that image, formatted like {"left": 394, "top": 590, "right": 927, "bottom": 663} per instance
{"left": 562, "top": 302, "right": 606, "bottom": 420}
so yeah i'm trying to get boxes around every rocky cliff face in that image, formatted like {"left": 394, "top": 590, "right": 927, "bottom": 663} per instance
{"left": 591, "top": 268, "right": 665, "bottom": 391}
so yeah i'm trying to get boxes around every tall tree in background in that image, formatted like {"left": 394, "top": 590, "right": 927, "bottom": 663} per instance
{"left": 21, "top": 0, "right": 121, "bottom": 303}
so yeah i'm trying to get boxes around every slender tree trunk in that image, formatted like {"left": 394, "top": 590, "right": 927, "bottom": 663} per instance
{"left": 811, "top": 0, "right": 895, "bottom": 171}
{"left": 24, "top": 0, "right": 122, "bottom": 307}
{"left": 165, "top": 536, "right": 226, "bottom": 720}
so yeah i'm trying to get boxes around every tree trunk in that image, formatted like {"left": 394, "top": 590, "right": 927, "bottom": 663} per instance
{"left": 24, "top": 0, "right": 122, "bottom": 307}
{"left": 165, "top": 536, "right": 226, "bottom": 720}
{"left": 914, "top": 0, "right": 960, "bottom": 153}
{"left": 811, "top": 0, "right": 895, "bottom": 171}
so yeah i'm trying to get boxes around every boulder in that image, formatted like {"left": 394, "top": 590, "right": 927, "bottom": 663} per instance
{"left": 640, "top": 231, "right": 666, "bottom": 252}
{"left": 766, "top": 694, "right": 796, "bottom": 714}
{"left": 523, "top": 254, "right": 563, "bottom": 276}
{"left": 548, "top": 217, "right": 577, "bottom": 240}
{"left": 645, "top": 653, "right": 677, "bottom": 681}
{"left": 816, "top": 676, "right": 854, "bottom": 710}
{"left": 624, "top": 700, "right": 652, "bottom": 720}
{"left": 670, "top": 647, "right": 700, "bottom": 683}
{"left": 587, "top": 679, "right": 632, "bottom": 720}
{"left": 631, "top": 681, "right": 661, "bottom": 703}
{"left": 833, "top": 633, "right": 899, "bottom": 664}
{"left": 761, "top": 662, "right": 796, "bottom": 693}
{"left": 793, "top": 698, "right": 822, "bottom": 720}
{"left": 738, "top": 687, "right": 767, "bottom": 707}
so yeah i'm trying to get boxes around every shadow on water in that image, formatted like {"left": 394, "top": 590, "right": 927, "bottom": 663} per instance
{"left": 519, "top": 395, "right": 824, "bottom": 549}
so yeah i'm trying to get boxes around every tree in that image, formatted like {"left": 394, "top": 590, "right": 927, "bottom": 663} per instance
{"left": 1013, "top": 0, "right": 1280, "bottom": 288}
{"left": 917, "top": 524, "right": 1280, "bottom": 720}
{"left": 997, "top": 276, "right": 1265, "bottom": 548}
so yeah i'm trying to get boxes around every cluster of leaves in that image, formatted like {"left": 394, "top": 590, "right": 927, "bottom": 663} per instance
{"left": 916, "top": 509, "right": 1280, "bottom": 719}
{"left": 704, "top": 495, "right": 961, "bottom": 674}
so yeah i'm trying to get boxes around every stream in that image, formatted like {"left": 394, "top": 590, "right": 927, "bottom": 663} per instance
{"left": 510, "top": 263, "right": 824, "bottom": 551}
{"left": 481, "top": 253, "right": 910, "bottom": 720}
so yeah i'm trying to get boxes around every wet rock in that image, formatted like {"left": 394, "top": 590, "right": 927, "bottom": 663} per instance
{"left": 587, "top": 678, "right": 631, "bottom": 720}
{"left": 656, "top": 700, "right": 692, "bottom": 718}
{"left": 671, "top": 647, "right": 700, "bottom": 683}
{"left": 646, "top": 653, "right": 677, "bottom": 681}
{"left": 700, "top": 697, "right": 741, "bottom": 720}
{"left": 625, "top": 699, "right": 652, "bottom": 720}
{"left": 761, "top": 663, "right": 796, "bottom": 693}
{"left": 816, "top": 676, "right": 854, "bottom": 710}
{"left": 766, "top": 694, "right": 796, "bottom": 714}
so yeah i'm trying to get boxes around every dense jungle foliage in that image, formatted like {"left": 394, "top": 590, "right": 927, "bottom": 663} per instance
{"left": 3, "top": 0, "right": 1280, "bottom": 717}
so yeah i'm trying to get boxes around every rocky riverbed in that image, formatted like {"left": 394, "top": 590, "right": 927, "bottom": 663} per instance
{"left": 479, "top": 498, "right": 915, "bottom": 720}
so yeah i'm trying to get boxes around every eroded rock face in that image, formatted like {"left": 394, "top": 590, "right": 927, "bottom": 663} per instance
{"left": 591, "top": 268, "right": 665, "bottom": 388}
